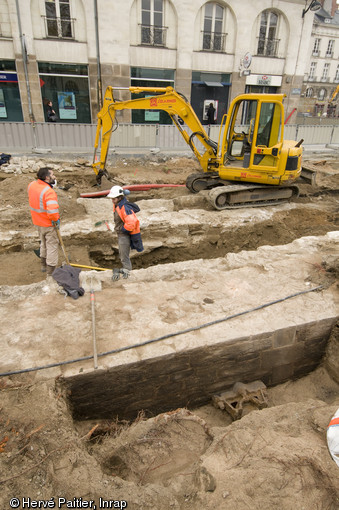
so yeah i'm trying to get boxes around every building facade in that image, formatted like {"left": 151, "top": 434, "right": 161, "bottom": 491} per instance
{"left": 301, "top": 0, "right": 339, "bottom": 118}
{"left": 0, "top": 0, "right": 336, "bottom": 125}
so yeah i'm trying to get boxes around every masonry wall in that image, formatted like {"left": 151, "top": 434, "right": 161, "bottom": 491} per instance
{"left": 61, "top": 317, "right": 336, "bottom": 421}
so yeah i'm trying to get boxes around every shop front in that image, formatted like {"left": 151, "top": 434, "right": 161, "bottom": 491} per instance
{"left": 191, "top": 72, "right": 231, "bottom": 124}
{"left": 0, "top": 60, "right": 24, "bottom": 122}
{"left": 39, "top": 63, "right": 91, "bottom": 124}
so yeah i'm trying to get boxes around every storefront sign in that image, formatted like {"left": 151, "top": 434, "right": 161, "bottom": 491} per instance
{"left": 257, "top": 75, "right": 271, "bottom": 86}
{"left": 58, "top": 91, "right": 77, "bottom": 120}
{"left": 246, "top": 74, "right": 282, "bottom": 87}
{"left": 0, "top": 73, "right": 18, "bottom": 83}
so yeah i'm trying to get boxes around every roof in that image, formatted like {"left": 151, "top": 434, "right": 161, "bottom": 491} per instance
{"left": 314, "top": 8, "right": 339, "bottom": 26}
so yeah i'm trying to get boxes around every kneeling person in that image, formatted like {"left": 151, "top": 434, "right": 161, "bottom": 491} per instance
{"left": 107, "top": 186, "right": 144, "bottom": 280}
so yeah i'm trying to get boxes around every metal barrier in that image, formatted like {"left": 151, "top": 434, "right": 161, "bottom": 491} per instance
{"left": 1, "top": 122, "right": 339, "bottom": 152}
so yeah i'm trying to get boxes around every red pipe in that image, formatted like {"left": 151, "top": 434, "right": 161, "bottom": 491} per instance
{"left": 80, "top": 183, "right": 185, "bottom": 198}
{"left": 284, "top": 108, "right": 296, "bottom": 125}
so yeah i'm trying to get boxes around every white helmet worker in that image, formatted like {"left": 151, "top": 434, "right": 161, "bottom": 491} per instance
{"left": 107, "top": 185, "right": 124, "bottom": 198}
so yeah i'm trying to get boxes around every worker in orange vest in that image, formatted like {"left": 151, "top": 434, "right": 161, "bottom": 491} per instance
{"left": 28, "top": 167, "right": 60, "bottom": 275}
{"left": 107, "top": 185, "right": 143, "bottom": 281}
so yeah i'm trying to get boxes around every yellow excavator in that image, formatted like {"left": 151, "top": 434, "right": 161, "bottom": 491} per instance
{"left": 92, "top": 86, "right": 303, "bottom": 209}
{"left": 329, "top": 84, "right": 339, "bottom": 104}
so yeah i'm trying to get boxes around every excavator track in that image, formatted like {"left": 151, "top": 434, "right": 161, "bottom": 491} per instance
{"left": 208, "top": 183, "right": 300, "bottom": 210}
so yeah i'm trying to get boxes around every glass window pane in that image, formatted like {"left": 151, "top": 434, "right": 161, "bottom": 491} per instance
{"left": 38, "top": 62, "right": 88, "bottom": 75}
{"left": 203, "top": 33, "right": 211, "bottom": 50}
{"left": 268, "top": 26, "right": 276, "bottom": 40}
{"left": 261, "top": 12, "right": 268, "bottom": 28}
{"left": 205, "top": 3, "right": 213, "bottom": 17}
{"left": 270, "top": 13, "right": 278, "bottom": 27}
{"left": 61, "top": 20, "right": 72, "bottom": 37}
{"left": 154, "top": 28, "right": 163, "bottom": 45}
{"left": 0, "top": 77, "right": 24, "bottom": 121}
{"left": 204, "top": 19, "right": 212, "bottom": 32}
{"left": 60, "top": 4, "right": 70, "bottom": 19}
{"left": 215, "top": 20, "right": 222, "bottom": 33}
{"left": 45, "top": 2, "right": 56, "bottom": 18}
{"left": 0, "top": 60, "right": 16, "bottom": 71}
{"left": 142, "top": 11, "right": 150, "bottom": 25}
{"left": 40, "top": 71, "right": 91, "bottom": 123}
{"left": 154, "top": 12, "right": 162, "bottom": 26}
{"left": 142, "top": 0, "right": 150, "bottom": 10}
{"left": 215, "top": 5, "right": 223, "bottom": 20}
{"left": 213, "top": 34, "right": 222, "bottom": 51}
{"left": 141, "top": 26, "right": 151, "bottom": 43}
{"left": 47, "top": 19, "right": 58, "bottom": 36}
{"left": 154, "top": 0, "right": 163, "bottom": 13}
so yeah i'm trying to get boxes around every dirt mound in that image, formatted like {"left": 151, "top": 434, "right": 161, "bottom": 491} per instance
{"left": 1, "top": 366, "right": 338, "bottom": 509}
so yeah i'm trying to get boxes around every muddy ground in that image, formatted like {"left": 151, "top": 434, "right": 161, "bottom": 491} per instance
{"left": 0, "top": 153, "right": 339, "bottom": 509}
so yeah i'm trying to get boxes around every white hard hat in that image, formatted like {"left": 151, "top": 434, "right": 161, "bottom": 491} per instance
{"left": 107, "top": 185, "right": 124, "bottom": 198}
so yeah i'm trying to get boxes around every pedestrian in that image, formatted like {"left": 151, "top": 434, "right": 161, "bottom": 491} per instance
{"left": 207, "top": 102, "right": 216, "bottom": 124}
{"left": 28, "top": 167, "right": 60, "bottom": 275}
{"left": 107, "top": 185, "right": 144, "bottom": 281}
{"left": 47, "top": 100, "right": 58, "bottom": 122}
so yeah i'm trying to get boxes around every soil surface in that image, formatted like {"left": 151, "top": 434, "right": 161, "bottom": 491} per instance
{"left": 0, "top": 153, "right": 338, "bottom": 509}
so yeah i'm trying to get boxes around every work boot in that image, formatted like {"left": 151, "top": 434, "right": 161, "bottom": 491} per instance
{"left": 46, "top": 265, "right": 56, "bottom": 276}
{"left": 40, "top": 257, "right": 47, "bottom": 273}
{"left": 121, "top": 268, "right": 130, "bottom": 279}
{"left": 112, "top": 268, "right": 121, "bottom": 281}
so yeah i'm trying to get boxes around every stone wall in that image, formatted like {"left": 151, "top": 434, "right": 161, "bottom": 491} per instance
{"left": 61, "top": 318, "right": 336, "bottom": 421}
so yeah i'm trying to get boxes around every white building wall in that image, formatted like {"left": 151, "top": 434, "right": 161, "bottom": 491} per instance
{"left": 2, "top": 0, "right": 337, "bottom": 122}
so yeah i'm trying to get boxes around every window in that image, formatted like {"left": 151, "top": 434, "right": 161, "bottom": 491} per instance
{"left": 326, "top": 40, "right": 334, "bottom": 58}
{"left": 257, "top": 11, "right": 279, "bottom": 57}
{"left": 140, "top": 0, "right": 166, "bottom": 46}
{"left": 202, "top": 3, "right": 225, "bottom": 52}
{"left": 309, "top": 62, "right": 317, "bottom": 80}
{"left": 318, "top": 88, "right": 326, "bottom": 100}
{"left": 321, "top": 63, "right": 330, "bottom": 81}
{"left": 44, "top": 0, "right": 73, "bottom": 39}
{"left": 39, "top": 63, "right": 91, "bottom": 123}
{"left": 313, "top": 38, "right": 320, "bottom": 56}
{"left": 0, "top": 60, "right": 23, "bottom": 121}
{"left": 335, "top": 65, "right": 339, "bottom": 82}
{"left": 306, "top": 87, "right": 314, "bottom": 98}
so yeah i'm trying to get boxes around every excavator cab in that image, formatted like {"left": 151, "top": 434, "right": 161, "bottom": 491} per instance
{"left": 221, "top": 94, "right": 283, "bottom": 175}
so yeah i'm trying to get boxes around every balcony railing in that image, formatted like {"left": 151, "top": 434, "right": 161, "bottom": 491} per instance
{"left": 42, "top": 16, "right": 75, "bottom": 39}
{"left": 256, "top": 37, "right": 280, "bottom": 57}
{"left": 201, "top": 31, "right": 226, "bottom": 52}
{"left": 139, "top": 24, "right": 167, "bottom": 47}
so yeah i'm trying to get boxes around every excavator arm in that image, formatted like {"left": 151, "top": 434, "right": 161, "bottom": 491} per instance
{"left": 93, "top": 86, "right": 218, "bottom": 183}
{"left": 329, "top": 84, "right": 339, "bottom": 104}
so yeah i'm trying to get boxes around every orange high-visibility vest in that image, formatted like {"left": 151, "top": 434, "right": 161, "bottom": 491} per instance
{"left": 113, "top": 199, "right": 140, "bottom": 234}
{"left": 28, "top": 179, "right": 60, "bottom": 227}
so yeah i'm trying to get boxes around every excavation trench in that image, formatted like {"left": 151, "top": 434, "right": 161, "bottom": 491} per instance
{"left": 1, "top": 156, "right": 339, "bottom": 509}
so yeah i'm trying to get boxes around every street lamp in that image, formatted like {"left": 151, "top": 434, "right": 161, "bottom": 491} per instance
{"left": 302, "top": 0, "right": 322, "bottom": 17}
